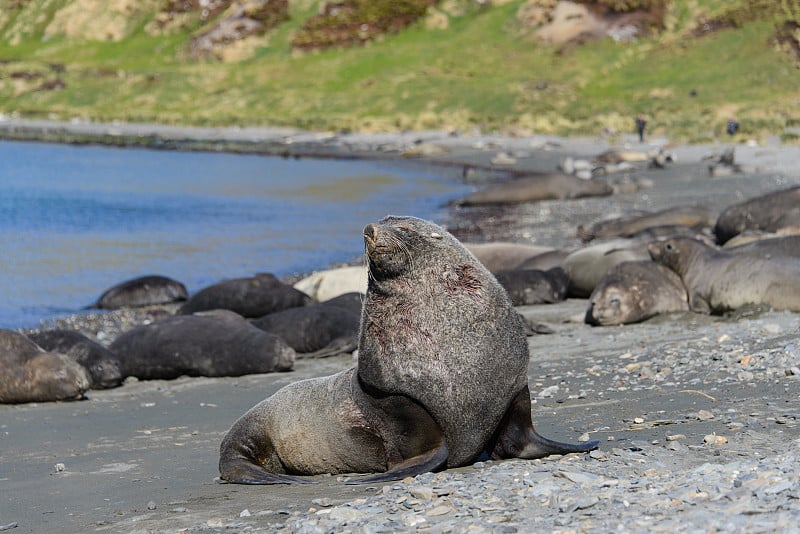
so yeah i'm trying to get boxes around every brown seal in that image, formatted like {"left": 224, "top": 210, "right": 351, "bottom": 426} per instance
{"left": 561, "top": 239, "right": 651, "bottom": 298}
{"left": 27, "top": 329, "right": 123, "bottom": 389}
{"left": 219, "top": 216, "right": 598, "bottom": 484}
{"left": 577, "top": 205, "right": 717, "bottom": 243}
{"left": 648, "top": 236, "right": 800, "bottom": 314}
{"left": 0, "top": 329, "right": 90, "bottom": 404}
{"left": 713, "top": 185, "right": 800, "bottom": 244}
{"left": 464, "top": 242, "right": 556, "bottom": 272}
{"left": 459, "top": 173, "right": 613, "bottom": 206}
{"left": 585, "top": 261, "right": 689, "bottom": 326}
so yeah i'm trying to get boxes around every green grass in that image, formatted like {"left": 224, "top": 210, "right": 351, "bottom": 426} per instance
{"left": 0, "top": 0, "right": 798, "bottom": 141}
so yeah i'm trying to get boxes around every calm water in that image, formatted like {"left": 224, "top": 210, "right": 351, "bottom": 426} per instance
{"left": 0, "top": 140, "right": 470, "bottom": 329}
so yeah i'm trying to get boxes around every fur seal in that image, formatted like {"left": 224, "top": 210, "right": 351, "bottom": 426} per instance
{"left": 250, "top": 303, "right": 360, "bottom": 357}
{"left": 464, "top": 242, "right": 556, "bottom": 272}
{"left": 495, "top": 267, "right": 569, "bottom": 306}
{"left": 713, "top": 185, "right": 800, "bottom": 244}
{"left": 181, "top": 273, "right": 311, "bottom": 317}
{"left": 577, "top": 205, "right": 717, "bottom": 243}
{"left": 110, "top": 313, "right": 295, "bottom": 380}
{"left": 459, "top": 173, "right": 613, "bottom": 206}
{"left": 0, "top": 329, "right": 90, "bottom": 404}
{"left": 293, "top": 266, "right": 367, "bottom": 302}
{"left": 561, "top": 239, "right": 651, "bottom": 298}
{"left": 648, "top": 237, "right": 800, "bottom": 314}
{"left": 585, "top": 261, "right": 689, "bottom": 326}
{"left": 27, "top": 330, "right": 123, "bottom": 389}
{"left": 219, "top": 216, "right": 598, "bottom": 484}
{"left": 94, "top": 275, "right": 188, "bottom": 309}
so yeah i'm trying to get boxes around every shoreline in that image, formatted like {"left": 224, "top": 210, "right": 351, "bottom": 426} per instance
{"left": 2, "top": 119, "right": 800, "bottom": 533}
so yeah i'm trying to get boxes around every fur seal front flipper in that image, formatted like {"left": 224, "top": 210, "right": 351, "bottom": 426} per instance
{"left": 490, "top": 387, "right": 599, "bottom": 459}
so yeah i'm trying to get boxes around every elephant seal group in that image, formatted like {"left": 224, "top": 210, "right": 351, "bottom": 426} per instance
{"left": 219, "top": 216, "right": 598, "bottom": 484}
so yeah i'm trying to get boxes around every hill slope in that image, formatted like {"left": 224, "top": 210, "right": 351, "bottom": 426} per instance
{"left": 0, "top": 0, "right": 798, "bottom": 141}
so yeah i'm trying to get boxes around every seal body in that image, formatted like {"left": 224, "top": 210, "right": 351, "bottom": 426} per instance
{"left": 561, "top": 239, "right": 651, "bottom": 298}
{"left": 459, "top": 173, "right": 613, "bottom": 206}
{"left": 251, "top": 303, "right": 360, "bottom": 356}
{"left": 28, "top": 329, "right": 123, "bottom": 389}
{"left": 585, "top": 261, "right": 689, "bottom": 326}
{"left": 648, "top": 237, "right": 800, "bottom": 313}
{"left": 714, "top": 186, "right": 800, "bottom": 244}
{"left": 94, "top": 275, "right": 188, "bottom": 309}
{"left": 577, "top": 205, "right": 717, "bottom": 243}
{"left": 494, "top": 267, "right": 569, "bottom": 306}
{"left": 180, "top": 273, "right": 311, "bottom": 317}
{"left": 219, "top": 216, "right": 597, "bottom": 484}
{"left": 464, "top": 242, "right": 556, "bottom": 272}
{"left": 110, "top": 313, "right": 295, "bottom": 379}
{"left": 0, "top": 329, "right": 90, "bottom": 404}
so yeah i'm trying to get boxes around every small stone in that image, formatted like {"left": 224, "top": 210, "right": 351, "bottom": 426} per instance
{"left": 666, "top": 434, "right": 686, "bottom": 441}
{"left": 703, "top": 434, "right": 728, "bottom": 445}
{"left": 147, "top": 501, "right": 156, "bottom": 510}
{"left": 239, "top": 509, "right": 251, "bottom": 517}
{"left": 410, "top": 485, "right": 434, "bottom": 500}
{"left": 54, "top": 463, "right": 65, "bottom": 473}
{"left": 312, "top": 498, "right": 335, "bottom": 507}
{"left": 787, "top": 366, "right": 800, "bottom": 376}
{"left": 633, "top": 417, "right": 645, "bottom": 424}
{"left": 697, "top": 410, "right": 714, "bottom": 421}
{"left": 578, "top": 432, "right": 591, "bottom": 442}
{"left": 427, "top": 505, "right": 452, "bottom": 516}
{"left": 171, "top": 507, "right": 188, "bottom": 513}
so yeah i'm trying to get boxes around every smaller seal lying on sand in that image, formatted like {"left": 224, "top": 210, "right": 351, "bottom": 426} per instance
{"left": 459, "top": 173, "right": 613, "bottom": 206}
{"left": 464, "top": 242, "right": 556, "bottom": 272}
{"left": 181, "top": 273, "right": 311, "bottom": 317}
{"left": 561, "top": 239, "right": 651, "bottom": 298}
{"left": 577, "top": 205, "right": 717, "bottom": 243}
{"left": 94, "top": 275, "right": 188, "bottom": 309}
{"left": 293, "top": 266, "right": 367, "bottom": 302}
{"left": 725, "top": 235, "right": 800, "bottom": 260}
{"left": 494, "top": 267, "right": 569, "bottom": 306}
{"left": 585, "top": 261, "right": 689, "bottom": 326}
{"left": 28, "top": 330, "right": 123, "bottom": 389}
{"left": 713, "top": 185, "right": 800, "bottom": 244}
{"left": 0, "top": 329, "right": 90, "bottom": 404}
{"left": 251, "top": 303, "right": 360, "bottom": 357}
{"left": 219, "top": 216, "right": 597, "bottom": 485}
{"left": 648, "top": 237, "right": 800, "bottom": 314}
{"left": 110, "top": 312, "right": 295, "bottom": 380}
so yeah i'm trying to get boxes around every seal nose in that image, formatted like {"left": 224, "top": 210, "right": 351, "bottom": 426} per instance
{"left": 364, "top": 223, "right": 378, "bottom": 243}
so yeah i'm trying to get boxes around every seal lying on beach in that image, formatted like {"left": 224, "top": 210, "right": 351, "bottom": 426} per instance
{"left": 0, "top": 329, "right": 90, "bottom": 404}
{"left": 93, "top": 275, "right": 188, "bottom": 309}
{"left": 494, "top": 267, "right": 569, "bottom": 306}
{"left": 219, "top": 216, "right": 598, "bottom": 484}
{"left": 713, "top": 185, "right": 800, "bottom": 244}
{"left": 181, "top": 273, "right": 311, "bottom": 317}
{"left": 648, "top": 237, "right": 800, "bottom": 314}
{"left": 577, "top": 205, "right": 717, "bottom": 243}
{"left": 585, "top": 261, "right": 689, "bottom": 326}
{"left": 464, "top": 242, "right": 556, "bottom": 272}
{"left": 458, "top": 173, "right": 613, "bottom": 206}
{"left": 110, "top": 312, "right": 295, "bottom": 380}
{"left": 27, "top": 329, "right": 123, "bottom": 389}
{"left": 561, "top": 239, "right": 651, "bottom": 298}
{"left": 293, "top": 266, "right": 367, "bottom": 302}
{"left": 251, "top": 303, "right": 360, "bottom": 357}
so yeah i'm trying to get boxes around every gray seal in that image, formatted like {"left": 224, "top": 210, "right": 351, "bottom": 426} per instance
{"left": 585, "top": 261, "right": 689, "bottom": 326}
{"left": 94, "top": 275, "right": 188, "bottom": 309}
{"left": 180, "top": 273, "right": 312, "bottom": 317}
{"left": 577, "top": 205, "right": 717, "bottom": 243}
{"left": 648, "top": 236, "right": 800, "bottom": 314}
{"left": 0, "top": 329, "right": 90, "bottom": 404}
{"left": 713, "top": 185, "right": 800, "bottom": 244}
{"left": 561, "top": 239, "right": 651, "bottom": 298}
{"left": 27, "top": 329, "right": 123, "bottom": 389}
{"left": 494, "top": 267, "right": 569, "bottom": 306}
{"left": 110, "top": 312, "right": 295, "bottom": 380}
{"left": 219, "top": 216, "right": 598, "bottom": 484}
{"left": 459, "top": 173, "right": 613, "bottom": 206}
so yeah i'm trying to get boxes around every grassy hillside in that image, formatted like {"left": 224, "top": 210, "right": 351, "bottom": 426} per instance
{"left": 0, "top": 0, "right": 798, "bottom": 142}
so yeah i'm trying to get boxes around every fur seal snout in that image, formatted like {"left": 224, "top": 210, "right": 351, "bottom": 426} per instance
{"left": 219, "top": 216, "right": 598, "bottom": 485}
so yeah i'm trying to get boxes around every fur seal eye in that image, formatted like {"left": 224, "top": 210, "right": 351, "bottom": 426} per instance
{"left": 665, "top": 243, "right": 673, "bottom": 251}
{"left": 430, "top": 232, "right": 443, "bottom": 239}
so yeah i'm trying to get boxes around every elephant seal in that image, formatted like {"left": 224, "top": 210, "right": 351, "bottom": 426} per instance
{"left": 585, "top": 261, "right": 689, "bottom": 326}
{"left": 725, "top": 235, "right": 800, "bottom": 259}
{"left": 27, "top": 330, "right": 123, "bottom": 389}
{"left": 181, "top": 273, "right": 311, "bottom": 317}
{"left": 648, "top": 237, "right": 800, "bottom": 314}
{"left": 0, "top": 329, "right": 90, "bottom": 404}
{"left": 516, "top": 249, "right": 571, "bottom": 271}
{"left": 110, "top": 313, "right": 295, "bottom": 380}
{"left": 251, "top": 303, "right": 360, "bottom": 357}
{"left": 713, "top": 185, "right": 800, "bottom": 244}
{"left": 219, "top": 216, "right": 598, "bottom": 484}
{"left": 494, "top": 267, "right": 569, "bottom": 306}
{"left": 562, "top": 239, "right": 651, "bottom": 298}
{"left": 94, "top": 275, "right": 188, "bottom": 309}
{"left": 464, "top": 242, "right": 556, "bottom": 272}
{"left": 577, "top": 205, "right": 717, "bottom": 243}
{"left": 459, "top": 173, "right": 613, "bottom": 206}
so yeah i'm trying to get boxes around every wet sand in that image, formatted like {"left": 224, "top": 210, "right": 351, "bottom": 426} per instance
{"left": 1, "top": 121, "right": 799, "bottom": 533}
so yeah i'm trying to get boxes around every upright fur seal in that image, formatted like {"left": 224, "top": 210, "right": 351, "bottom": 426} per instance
{"left": 219, "top": 216, "right": 598, "bottom": 484}
{"left": 648, "top": 237, "right": 800, "bottom": 314}
{"left": 93, "top": 275, "right": 188, "bottom": 309}
{"left": 1, "top": 329, "right": 90, "bottom": 404}
{"left": 585, "top": 261, "right": 689, "bottom": 326}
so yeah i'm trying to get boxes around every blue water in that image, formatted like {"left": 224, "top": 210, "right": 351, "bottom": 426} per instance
{"left": 0, "top": 140, "right": 470, "bottom": 329}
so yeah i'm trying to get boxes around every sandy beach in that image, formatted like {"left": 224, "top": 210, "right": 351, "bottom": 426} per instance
{"left": 1, "top": 120, "right": 799, "bottom": 533}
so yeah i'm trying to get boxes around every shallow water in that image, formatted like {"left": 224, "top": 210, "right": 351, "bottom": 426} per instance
{"left": 0, "top": 140, "right": 469, "bottom": 328}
